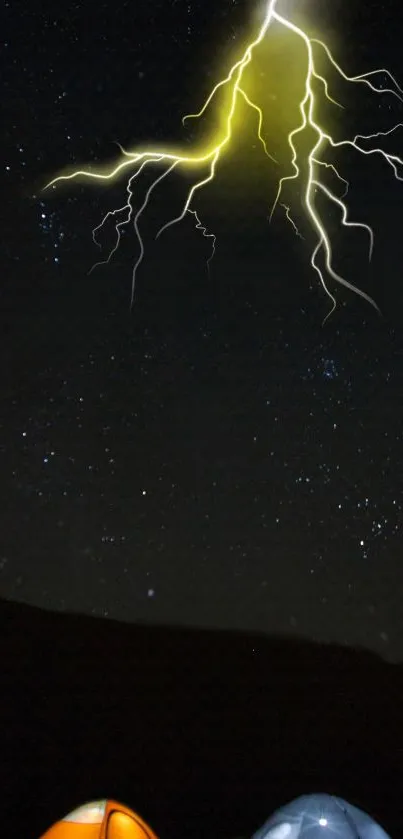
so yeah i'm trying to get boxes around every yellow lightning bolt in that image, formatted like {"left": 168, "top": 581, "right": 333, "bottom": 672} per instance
{"left": 43, "top": 0, "right": 403, "bottom": 323}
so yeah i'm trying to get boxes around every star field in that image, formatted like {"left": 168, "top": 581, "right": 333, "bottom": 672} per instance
{"left": 2, "top": 0, "right": 403, "bottom": 662}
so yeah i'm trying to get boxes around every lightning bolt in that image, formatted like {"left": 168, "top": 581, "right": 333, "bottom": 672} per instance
{"left": 44, "top": 0, "right": 403, "bottom": 324}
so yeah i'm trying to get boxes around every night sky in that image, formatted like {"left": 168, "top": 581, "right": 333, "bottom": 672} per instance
{"left": 3, "top": 0, "right": 403, "bottom": 663}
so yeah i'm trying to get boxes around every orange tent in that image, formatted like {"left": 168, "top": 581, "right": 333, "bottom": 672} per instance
{"left": 40, "top": 800, "right": 158, "bottom": 839}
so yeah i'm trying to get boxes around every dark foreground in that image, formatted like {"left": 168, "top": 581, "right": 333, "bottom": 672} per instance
{"left": 1, "top": 597, "right": 402, "bottom": 838}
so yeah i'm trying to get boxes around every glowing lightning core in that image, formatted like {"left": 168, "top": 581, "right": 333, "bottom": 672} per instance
{"left": 44, "top": 0, "right": 403, "bottom": 323}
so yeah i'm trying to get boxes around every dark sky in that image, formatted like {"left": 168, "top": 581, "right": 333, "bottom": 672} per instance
{"left": 3, "top": 0, "right": 403, "bottom": 662}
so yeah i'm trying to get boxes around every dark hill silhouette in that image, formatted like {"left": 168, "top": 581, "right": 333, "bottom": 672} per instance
{"left": 1, "top": 597, "right": 402, "bottom": 838}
